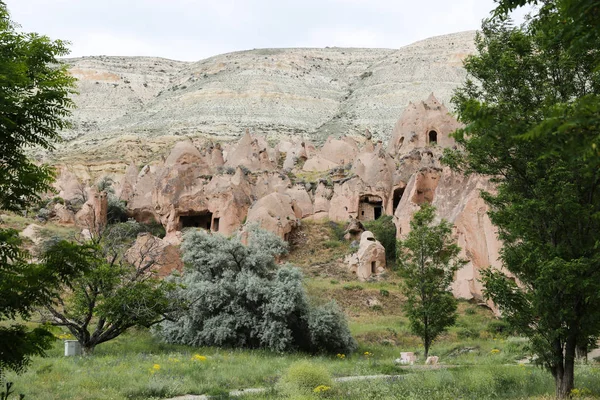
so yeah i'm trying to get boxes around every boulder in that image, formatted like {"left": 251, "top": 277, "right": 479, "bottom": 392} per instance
{"left": 425, "top": 356, "right": 439, "bottom": 366}
{"left": 344, "top": 216, "right": 365, "bottom": 241}
{"left": 320, "top": 136, "right": 359, "bottom": 165}
{"left": 245, "top": 192, "right": 299, "bottom": 241}
{"left": 75, "top": 190, "right": 108, "bottom": 233}
{"left": 124, "top": 233, "right": 183, "bottom": 277}
{"left": 20, "top": 224, "right": 44, "bottom": 245}
{"left": 53, "top": 203, "right": 75, "bottom": 225}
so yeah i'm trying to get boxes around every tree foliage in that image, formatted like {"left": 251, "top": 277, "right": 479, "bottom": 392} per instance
{"left": 40, "top": 233, "right": 183, "bottom": 354}
{"left": 445, "top": 1, "right": 600, "bottom": 396}
{"left": 158, "top": 227, "right": 357, "bottom": 354}
{"left": 397, "top": 204, "right": 465, "bottom": 359}
{"left": 0, "top": 2, "right": 76, "bottom": 211}
{"left": 0, "top": 1, "right": 77, "bottom": 382}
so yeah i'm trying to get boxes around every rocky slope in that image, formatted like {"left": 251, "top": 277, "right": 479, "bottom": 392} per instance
{"left": 49, "top": 31, "right": 476, "bottom": 167}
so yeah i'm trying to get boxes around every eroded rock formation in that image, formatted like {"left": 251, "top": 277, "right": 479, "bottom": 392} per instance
{"left": 54, "top": 93, "right": 503, "bottom": 305}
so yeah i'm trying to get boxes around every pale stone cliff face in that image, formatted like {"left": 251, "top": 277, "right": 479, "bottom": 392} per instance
{"left": 49, "top": 31, "right": 476, "bottom": 168}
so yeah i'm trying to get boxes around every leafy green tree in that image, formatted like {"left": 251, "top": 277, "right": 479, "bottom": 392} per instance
{"left": 158, "top": 226, "right": 357, "bottom": 354}
{"left": 0, "top": 2, "right": 75, "bottom": 211}
{"left": 397, "top": 204, "right": 465, "bottom": 359}
{"left": 40, "top": 235, "right": 182, "bottom": 355}
{"left": 445, "top": 2, "right": 600, "bottom": 395}
{"left": 0, "top": 0, "right": 76, "bottom": 382}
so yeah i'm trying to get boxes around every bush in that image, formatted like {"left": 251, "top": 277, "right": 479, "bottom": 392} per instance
{"left": 323, "top": 240, "right": 341, "bottom": 249}
{"left": 157, "top": 227, "right": 356, "bottom": 355}
{"left": 307, "top": 302, "right": 357, "bottom": 355}
{"left": 328, "top": 221, "right": 346, "bottom": 241}
{"left": 277, "top": 361, "right": 333, "bottom": 397}
{"left": 486, "top": 320, "right": 512, "bottom": 336}
{"left": 363, "top": 215, "right": 396, "bottom": 265}
{"left": 107, "top": 195, "right": 128, "bottom": 224}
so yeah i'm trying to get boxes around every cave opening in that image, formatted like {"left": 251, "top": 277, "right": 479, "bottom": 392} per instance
{"left": 428, "top": 130, "right": 438, "bottom": 145}
{"left": 393, "top": 187, "right": 405, "bottom": 214}
{"left": 358, "top": 195, "right": 384, "bottom": 221}
{"left": 179, "top": 211, "right": 213, "bottom": 230}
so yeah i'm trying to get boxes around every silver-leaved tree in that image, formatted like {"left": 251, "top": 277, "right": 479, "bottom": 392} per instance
{"left": 157, "top": 226, "right": 357, "bottom": 355}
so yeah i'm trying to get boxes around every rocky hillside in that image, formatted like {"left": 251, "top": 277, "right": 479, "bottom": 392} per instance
{"left": 49, "top": 31, "right": 476, "bottom": 166}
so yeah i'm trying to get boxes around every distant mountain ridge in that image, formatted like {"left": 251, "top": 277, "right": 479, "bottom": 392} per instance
{"left": 50, "top": 30, "right": 476, "bottom": 166}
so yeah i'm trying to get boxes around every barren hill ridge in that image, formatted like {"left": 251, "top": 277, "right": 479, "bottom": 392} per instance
{"left": 54, "top": 30, "right": 476, "bottom": 164}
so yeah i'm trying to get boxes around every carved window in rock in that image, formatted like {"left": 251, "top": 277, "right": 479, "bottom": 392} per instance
{"left": 427, "top": 130, "right": 438, "bottom": 145}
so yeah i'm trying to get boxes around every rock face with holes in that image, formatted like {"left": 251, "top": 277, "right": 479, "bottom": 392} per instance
{"left": 388, "top": 93, "right": 461, "bottom": 156}
{"left": 346, "top": 231, "right": 387, "bottom": 280}
{"left": 51, "top": 91, "right": 504, "bottom": 305}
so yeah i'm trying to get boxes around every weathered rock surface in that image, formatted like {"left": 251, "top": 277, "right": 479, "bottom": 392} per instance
{"left": 124, "top": 233, "right": 183, "bottom": 277}
{"left": 48, "top": 31, "right": 476, "bottom": 167}
{"left": 346, "top": 231, "right": 387, "bottom": 280}
{"left": 52, "top": 89, "right": 504, "bottom": 306}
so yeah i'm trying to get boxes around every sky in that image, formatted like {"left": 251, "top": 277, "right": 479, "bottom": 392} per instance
{"left": 5, "top": 0, "right": 533, "bottom": 62}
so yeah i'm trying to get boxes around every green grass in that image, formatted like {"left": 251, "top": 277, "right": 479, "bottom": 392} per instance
{"left": 3, "top": 298, "right": 541, "bottom": 400}
{"left": 241, "top": 365, "right": 600, "bottom": 399}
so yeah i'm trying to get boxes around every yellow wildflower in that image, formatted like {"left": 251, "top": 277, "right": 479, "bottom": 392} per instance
{"left": 150, "top": 364, "right": 161, "bottom": 374}
{"left": 313, "top": 385, "right": 331, "bottom": 393}
{"left": 56, "top": 333, "right": 73, "bottom": 340}
{"left": 490, "top": 349, "right": 500, "bottom": 354}
{"left": 168, "top": 357, "right": 181, "bottom": 363}
{"left": 192, "top": 354, "right": 207, "bottom": 362}
{"left": 336, "top": 353, "right": 345, "bottom": 359}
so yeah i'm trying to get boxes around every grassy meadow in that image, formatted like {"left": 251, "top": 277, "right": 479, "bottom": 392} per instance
{"left": 3, "top": 218, "right": 600, "bottom": 399}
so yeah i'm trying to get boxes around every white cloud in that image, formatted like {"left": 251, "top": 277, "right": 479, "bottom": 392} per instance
{"left": 4, "top": 0, "right": 536, "bottom": 61}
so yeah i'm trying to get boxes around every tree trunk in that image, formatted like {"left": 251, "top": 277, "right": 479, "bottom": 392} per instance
{"left": 555, "top": 337, "right": 576, "bottom": 399}
{"left": 424, "top": 340, "right": 429, "bottom": 360}
{"left": 82, "top": 344, "right": 95, "bottom": 356}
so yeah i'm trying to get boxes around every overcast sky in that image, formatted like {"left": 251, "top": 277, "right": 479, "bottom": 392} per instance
{"left": 5, "top": 0, "right": 532, "bottom": 62}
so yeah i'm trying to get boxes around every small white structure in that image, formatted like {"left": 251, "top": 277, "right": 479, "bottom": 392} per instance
{"left": 400, "top": 351, "right": 416, "bottom": 365}
{"left": 425, "top": 356, "right": 439, "bottom": 366}
{"left": 64, "top": 340, "right": 82, "bottom": 356}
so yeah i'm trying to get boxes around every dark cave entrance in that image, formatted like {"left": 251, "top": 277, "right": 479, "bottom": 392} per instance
{"left": 428, "top": 130, "right": 438, "bottom": 145}
{"left": 393, "top": 187, "right": 405, "bottom": 214}
{"left": 179, "top": 211, "right": 213, "bottom": 230}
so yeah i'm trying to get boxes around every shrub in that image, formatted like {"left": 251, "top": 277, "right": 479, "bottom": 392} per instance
{"left": 107, "top": 195, "right": 128, "bottom": 224}
{"left": 379, "top": 289, "right": 390, "bottom": 297}
{"left": 363, "top": 215, "right": 396, "bottom": 265}
{"left": 277, "top": 361, "right": 333, "bottom": 396}
{"left": 157, "top": 227, "right": 356, "bottom": 354}
{"left": 307, "top": 302, "right": 357, "bottom": 355}
{"left": 328, "top": 221, "right": 346, "bottom": 241}
{"left": 342, "top": 284, "right": 363, "bottom": 291}
{"left": 486, "top": 320, "right": 512, "bottom": 336}
{"left": 323, "top": 240, "right": 341, "bottom": 249}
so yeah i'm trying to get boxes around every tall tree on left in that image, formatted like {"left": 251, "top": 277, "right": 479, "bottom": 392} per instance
{"left": 0, "top": 0, "right": 77, "bottom": 383}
